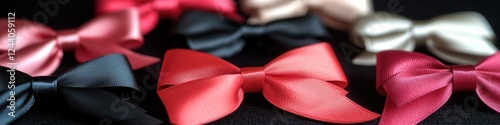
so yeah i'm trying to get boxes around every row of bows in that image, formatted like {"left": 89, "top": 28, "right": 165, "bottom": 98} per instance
{"left": 2, "top": 41, "right": 499, "bottom": 124}
{"left": 1, "top": 0, "right": 499, "bottom": 124}
{"left": 1, "top": 43, "right": 382, "bottom": 124}
{"left": 3, "top": 0, "right": 497, "bottom": 76}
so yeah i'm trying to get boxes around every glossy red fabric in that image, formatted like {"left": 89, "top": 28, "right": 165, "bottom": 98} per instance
{"left": 96, "top": 0, "right": 244, "bottom": 34}
{"left": 376, "top": 51, "right": 500, "bottom": 125}
{"left": 0, "top": 8, "right": 159, "bottom": 76}
{"left": 157, "top": 42, "right": 380, "bottom": 124}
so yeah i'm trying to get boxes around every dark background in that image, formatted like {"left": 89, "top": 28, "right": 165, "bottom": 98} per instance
{"left": 2, "top": 0, "right": 500, "bottom": 124}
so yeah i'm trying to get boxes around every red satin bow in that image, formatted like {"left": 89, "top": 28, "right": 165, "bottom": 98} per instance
{"left": 0, "top": 8, "right": 159, "bottom": 76}
{"left": 376, "top": 51, "right": 500, "bottom": 124}
{"left": 96, "top": 0, "right": 244, "bottom": 34}
{"left": 157, "top": 42, "right": 379, "bottom": 124}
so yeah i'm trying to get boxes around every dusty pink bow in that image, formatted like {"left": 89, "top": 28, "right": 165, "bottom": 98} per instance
{"left": 242, "top": 0, "right": 372, "bottom": 31}
{"left": 0, "top": 8, "right": 159, "bottom": 76}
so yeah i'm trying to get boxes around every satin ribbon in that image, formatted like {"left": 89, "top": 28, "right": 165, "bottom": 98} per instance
{"left": 177, "top": 10, "right": 327, "bottom": 58}
{"left": 0, "top": 8, "right": 159, "bottom": 76}
{"left": 157, "top": 42, "right": 380, "bottom": 124}
{"left": 0, "top": 54, "right": 162, "bottom": 125}
{"left": 376, "top": 50, "right": 500, "bottom": 125}
{"left": 241, "top": 0, "right": 372, "bottom": 31}
{"left": 351, "top": 11, "right": 497, "bottom": 66}
{"left": 96, "top": 0, "right": 243, "bottom": 34}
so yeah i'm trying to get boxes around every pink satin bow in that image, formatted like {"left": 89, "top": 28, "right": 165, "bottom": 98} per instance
{"left": 242, "top": 0, "right": 372, "bottom": 31}
{"left": 157, "top": 42, "right": 380, "bottom": 124}
{"left": 376, "top": 51, "right": 500, "bottom": 124}
{"left": 96, "top": 0, "right": 244, "bottom": 34}
{"left": 0, "top": 8, "right": 159, "bottom": 76}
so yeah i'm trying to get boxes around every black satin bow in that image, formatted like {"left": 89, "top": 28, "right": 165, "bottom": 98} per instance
{"left": 0, "top": 54, "right": 162, "bottom": 125}
{"left": 177, "top": 10, "right": 328, "bottom": 57}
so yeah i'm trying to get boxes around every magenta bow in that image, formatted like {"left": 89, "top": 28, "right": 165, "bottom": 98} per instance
{"left": 0, "top": 8, "right": 159, "bottom": 76}
{"left": 96, "top": 0, "right": 244, "bottom": 34}
{"left": 376, "top": 50, "right": 500, "bottom": 124}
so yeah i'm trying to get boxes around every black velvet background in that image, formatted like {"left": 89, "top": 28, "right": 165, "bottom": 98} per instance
{"left": 2, "top": 0, "right": 500, "bottom": 124}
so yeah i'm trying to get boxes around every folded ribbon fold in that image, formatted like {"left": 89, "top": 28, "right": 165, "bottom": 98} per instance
{"left": 157, "top": 42, "right": 379, "bottom": 124}
{"left": 242, "top": 0, "right": 372, "bottom": 31}
{"left": 351, "top": 11, "right": 497, "bottom": 66}
{"left": 96, "top": 0, "right": 243, "bottom": 34}
{"left": 177, "top": 10, "right": 327, "bottom": 58}
{"left": 0, "top": 54, "right": 162, "bottom": 125}
{"left": 0, "top": 8, "right": 159, "bottom": 76}
{"left": 376, "top": 51, "right": 500, "bottom": 124}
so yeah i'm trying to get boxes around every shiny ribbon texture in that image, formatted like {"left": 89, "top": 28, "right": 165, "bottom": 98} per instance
{"left": 177, "top": 10, "right": 327, "bottom": 58}
{"left": 376, "top": 51, "right": 500, "bottom": 124}
{"left": 0, "top": 54, "right": 162, "bottom": 125}
{"left": 157, "top": 42, "right": 380, "bottom": 124}
{"left": 351, "top": 11, "right": 498, "bottom": 66}
{"left": 242, "top": 0, "right": 372, "bottom": 31}
{"left": 0, "top": 8, "right": 159, "bottom": 76}
{"left": 96, "top": 0, "right": 243, "bottom": 34}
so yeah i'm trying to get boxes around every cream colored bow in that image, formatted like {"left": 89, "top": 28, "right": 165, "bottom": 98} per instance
{"left": 242, "top": 0, "right": 372, "bottom": 31}
{"left": 351, "top": 12, "right": 497, "bottom": 66}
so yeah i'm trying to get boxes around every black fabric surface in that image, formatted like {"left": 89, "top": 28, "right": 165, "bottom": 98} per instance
{"left": 2, "top": 0, "right": 500, "bottom": 124}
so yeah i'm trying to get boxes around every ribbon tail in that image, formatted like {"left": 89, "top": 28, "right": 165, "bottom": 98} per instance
{"left": 119, "top": 49, "right": 160, "bottom": 70}
{"left": 379, "top": 87, "right": 451, "bottom": 125}
{"left": 476, "top": 74, "right": 500, "bottom": 113}
{"left": 352, "top": 51, "right": 377, "bottom": 66}
{"left": 75, "top": 46, "right": 159, "bottom": 70}
{"left": 264, "top": 77, "right": 379, "bottom": 123}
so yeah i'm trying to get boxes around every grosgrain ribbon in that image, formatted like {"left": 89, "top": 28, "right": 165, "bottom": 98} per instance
{"left": 157, "top": 42, "right": 380, "bottom": 124}
{"left": 351, "top": 11, "right": 497, "bottom": 66}
{"left": 0, "top": 8, "right": 159, "bottom": 76}
{"left": 0, "top": 54, "right": 162, "bottom": 125}
{"left": 376, "top": 51, "right": 500, "bottom": 124}
{"left": 242, "top": 0, "right": 372, "bottom": 31}
{"left": 96, "top": 0, "right": 243, "bottom": 34}
{"left": 177, "top": 10, "right": 327, "bottom": 58}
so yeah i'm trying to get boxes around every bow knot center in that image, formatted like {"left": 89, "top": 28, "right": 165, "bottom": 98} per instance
{"left": 411, "top": 22, "right": 433, "bottom": 43}
{"left": 241, "top": 26, "right": 266, "bottom": 37}
{"left": 450, "top": 65, "right": 477, "bottom": 91}
{"left": 240, "top": 67, "right": 265, "bottom": 93}
{"left": 32, "top": 76, "right": 58, "bottom": 99}
{"left": 56, "top": 29, "right": 80, "bottom": 52}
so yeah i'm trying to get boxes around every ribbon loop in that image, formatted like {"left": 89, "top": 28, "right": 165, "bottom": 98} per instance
{"left": 240, "top": 67, "right": 265, "bottom": 93}
{"left": 56, "top": 29, "right": 80, "bottom": 52}
{"left": 450, "top": 65, "right": 477, "bottom": 91}
{"left": 31, "top": 76, "right": 59, "bottom": 100}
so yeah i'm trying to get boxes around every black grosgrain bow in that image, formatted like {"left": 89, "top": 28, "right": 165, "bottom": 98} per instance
{"left": 0, "top": 54, "right": 162, "bottom": 125}
{"left": 177, "top": 10, "right": 328, "bottom": 58}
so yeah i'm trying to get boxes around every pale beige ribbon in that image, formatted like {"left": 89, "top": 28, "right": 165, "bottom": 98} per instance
{"left": 242, "top": 0, "right": 372, "bottom": 31}
{"left": 351, "top": 11, "right": 497, "bottom": 66}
